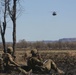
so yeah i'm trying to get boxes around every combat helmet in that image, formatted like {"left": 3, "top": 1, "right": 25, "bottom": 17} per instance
{"left": 7, "top": 47, "right": 13, "bottom": 54}
{"left": 31, "top": 49, "right": 38, "bottom": 55}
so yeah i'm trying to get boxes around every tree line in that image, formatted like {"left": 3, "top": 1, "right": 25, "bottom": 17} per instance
{"left": 0, "top": 39, "right": 76, "bottom": 50}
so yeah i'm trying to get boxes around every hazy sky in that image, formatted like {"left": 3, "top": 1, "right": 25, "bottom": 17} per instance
{"left": 1, "top": 0, "right": 76, "bottom": 42}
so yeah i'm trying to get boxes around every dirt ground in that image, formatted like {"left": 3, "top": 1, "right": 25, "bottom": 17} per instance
{"left": 0, "top": 49, "right": 76, "bottom": 75}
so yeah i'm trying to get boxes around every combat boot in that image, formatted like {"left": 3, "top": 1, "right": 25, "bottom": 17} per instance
{"left": 57, "top": 69, "right": 65, "bottom": 75}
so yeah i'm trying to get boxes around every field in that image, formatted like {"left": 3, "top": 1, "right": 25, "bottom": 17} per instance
{"left": 0, "top": 49, "right": 76, "bottom": 75}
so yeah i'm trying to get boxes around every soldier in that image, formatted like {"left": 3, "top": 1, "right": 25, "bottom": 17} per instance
{"left": 27, "top": 49, "right": 65, "bottom": 75}
{"left": 2, "top": 47, "right": 32, "bottom": 74}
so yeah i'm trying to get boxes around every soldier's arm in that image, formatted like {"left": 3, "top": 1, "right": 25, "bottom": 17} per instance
{"left": 33, "top": 58, "right": 43, "bottom": 66}
{"left": 7, "top": 54, "right": 20, "bottom": 67}
{"left": 37, "top": 54, "right": 43, "bottom": 61}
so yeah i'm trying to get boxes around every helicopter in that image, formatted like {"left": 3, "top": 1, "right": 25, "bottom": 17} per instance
{"left": 52, "top": 11, "right": 57, "bottom": 16}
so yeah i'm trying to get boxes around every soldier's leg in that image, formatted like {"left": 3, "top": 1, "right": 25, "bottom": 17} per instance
{"left": 43, "top": 59, "right": 57, "bottom": 71}
{"left": 17, "top": 67, "right": 32, "bottom": 75}
{"left": 43, "top": 59, "right": 64, "bottom": 74}
{"left": 51, "top": 59, "right": 65, "bottom": 74}
{"left": 50, "top": 59, "right": 59, "bottom": 72}
{"left": 43, "top": 59, "right": 51, "bottom": 71}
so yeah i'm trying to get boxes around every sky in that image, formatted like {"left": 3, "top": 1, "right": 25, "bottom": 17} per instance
{"left": 1, "top": 0, "right": 76, "bottom": 42}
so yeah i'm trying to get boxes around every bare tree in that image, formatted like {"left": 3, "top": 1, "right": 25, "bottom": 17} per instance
{"left": 7, "top": 0, "right": 17, "bottom": 56}
{"left": 7, "top": 0, "right": 22, "bottom": 56}
{"left": 0, "top": 0, "right": 8, "bottom": 53}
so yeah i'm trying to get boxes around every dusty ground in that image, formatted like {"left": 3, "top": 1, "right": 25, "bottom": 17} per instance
{"left": 0, "top": 49, "right": 76, "bottom": 75}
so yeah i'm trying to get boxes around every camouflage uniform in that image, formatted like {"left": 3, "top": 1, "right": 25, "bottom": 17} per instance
{"left": 27, "top": 49, "right": 64, "bottom": 74}
{"left": 0, "top": 57, "right": 4, "bottom": 72}
{"left": 2, "top": 47, "right": 32, "bottom": 74}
